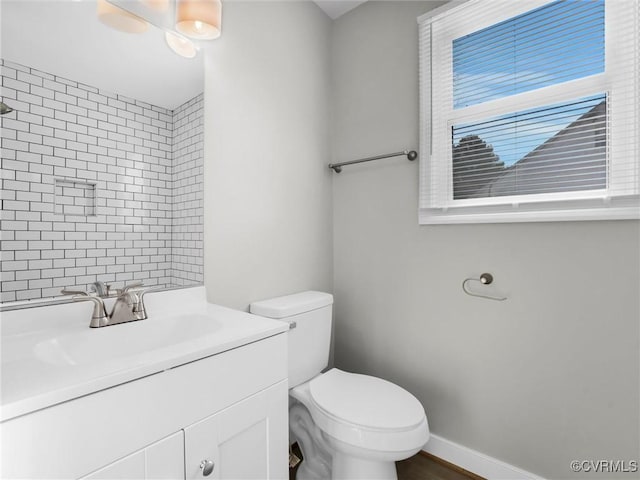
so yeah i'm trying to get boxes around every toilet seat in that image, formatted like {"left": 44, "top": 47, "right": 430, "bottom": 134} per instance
{"left": 310, "top": 369, "right": 425, "bottom": 431}
{"left": 291, "top": 369, "right": 429, "bottom": 453}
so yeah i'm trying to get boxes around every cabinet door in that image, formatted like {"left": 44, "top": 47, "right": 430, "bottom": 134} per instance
{"left": 184, "top": 380, "right": 288, "bottom": 480}
{"left": 146, "top": 431, "right": 185, "bottom": 479}
{"left": 81, "top": 451, "right": 146, "bottom": 480}
{"left": 81, "top": 431, "right": 184, "bottom": 480}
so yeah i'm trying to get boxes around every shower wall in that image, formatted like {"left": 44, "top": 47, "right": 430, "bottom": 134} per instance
{"left": 171, "top": 94, "right": 204, "bottom": 286}
{"left": 0, "top": 59, "right": 203, "bottom": 302}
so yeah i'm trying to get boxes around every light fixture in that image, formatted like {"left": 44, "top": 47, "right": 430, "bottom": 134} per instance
{"left": 141, "top": 0, "right": 170, "bottom": 12}
{"left": 175, "top": 0, "right": 221, "bottom": 40}
{"left": 96, "top": 0, "right": 222, "bottom": 59}
{"left": 97, "top": 0, "right": 149, "bottom": 34}
{"left": 165, "top": 31, "right": 197, "bottom": 58}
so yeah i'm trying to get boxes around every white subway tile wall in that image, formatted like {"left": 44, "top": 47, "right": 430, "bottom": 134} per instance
{"left": 171, "top": 95, "right": 204, "bottom": 286}
{"left": 0, "top": 59, "right": 204, "bottom": 302}
{"left": 54, "top": 178, "right": 97, "bottom": 216}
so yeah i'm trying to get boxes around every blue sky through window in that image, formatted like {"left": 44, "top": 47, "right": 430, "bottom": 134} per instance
{"left": 452, "top": 0, "right": 605, "bottom": 166}
{"left": 453, "top": 94, "right": 606, "bottom": 167}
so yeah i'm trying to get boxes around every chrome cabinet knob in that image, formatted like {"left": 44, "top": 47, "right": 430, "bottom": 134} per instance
{"left": 199, "top": 459, "right": 215, "bottom": 476}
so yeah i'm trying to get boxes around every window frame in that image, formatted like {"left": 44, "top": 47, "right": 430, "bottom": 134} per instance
{"left": 418, "top": 0, "right": 640, "bottom": 224}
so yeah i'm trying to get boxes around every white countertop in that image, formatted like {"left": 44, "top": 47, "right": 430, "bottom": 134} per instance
{"left": 0, "top": 287, "right": 288, "bottom": 422}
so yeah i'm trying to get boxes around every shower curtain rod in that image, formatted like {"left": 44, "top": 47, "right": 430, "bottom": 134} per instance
{"left": 328, "top": 149, "right": 418, "bottom": 173}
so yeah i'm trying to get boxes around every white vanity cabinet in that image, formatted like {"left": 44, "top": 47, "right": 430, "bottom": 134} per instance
{"left": 81, "top": 380, "right": 287, "bottom": 480}
{"left": 82, "top": 432, "right": 185, "bottom": 480}
{"left": 184, "top": 381, "right": 288, "bottom": 480}
{"left": 1, "top": 332, "right": 289, "bottom": 480}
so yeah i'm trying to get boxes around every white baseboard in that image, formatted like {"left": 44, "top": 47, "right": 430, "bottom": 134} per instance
{"left": 423, "top": 434, "right": 546, "bottom": 480}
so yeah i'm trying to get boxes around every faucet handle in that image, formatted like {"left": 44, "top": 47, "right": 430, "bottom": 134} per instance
{"left": 90, "top": 281, "right": 111, "bottom": 298}
{"left": 132, "top": 286, "right": 163, "bottom": 318}
{"left": 72, "top": 296, "right": 109, "bottom": 328}
{"left": 61, "top": 288, "right": 89, "bottom": 296}
{"left": 137, "top": 286, "right": 162, "bottom": 303}
{"left": 121, "top": 281, "right": 144, "bottom": 294}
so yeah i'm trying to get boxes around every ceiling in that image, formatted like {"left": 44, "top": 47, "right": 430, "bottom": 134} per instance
{"left": 0, "top": 0, "right": 203, "bottom": 110}
{"left": 0, "top": 0, "right": 366, "bottom": 110}
{"left": 313, "top": 0, "right": 367, "bottom": 19}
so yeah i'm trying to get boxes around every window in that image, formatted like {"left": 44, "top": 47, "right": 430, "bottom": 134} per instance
{"left": 418, "top": 0, "right": 639, "bottom": 224}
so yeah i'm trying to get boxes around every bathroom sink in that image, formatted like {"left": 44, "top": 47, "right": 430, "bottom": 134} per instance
{"left": 1, "top": 286, "right": 290, "bottom": 422}
{"left": 34, "top": 314, "right": 222, "bottom": 367}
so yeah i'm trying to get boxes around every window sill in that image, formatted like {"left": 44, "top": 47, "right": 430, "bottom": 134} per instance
{"left": 419, "top": 198, "right": 640, "bottom": 224}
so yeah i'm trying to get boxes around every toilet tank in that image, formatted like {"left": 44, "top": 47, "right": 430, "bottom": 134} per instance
{"left": 250, "top": 291, "right": 333, "bottom": 388}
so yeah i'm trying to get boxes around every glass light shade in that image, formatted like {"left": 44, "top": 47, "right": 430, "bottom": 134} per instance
{"left": 176, "top": 0, "right": 221, "bottom": 40}
{"left": 97, "top": 0, "right": 149, "bottom": 33}
{"left": 165, "top": 31, "right": 197, "bottom": 58}
{"left": 142, "top": 0, "right": 169, "bottom": 12}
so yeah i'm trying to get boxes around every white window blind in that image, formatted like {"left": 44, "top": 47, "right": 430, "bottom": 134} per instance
{"left": 418, "top": 0, "right": 639, "bottom": 224}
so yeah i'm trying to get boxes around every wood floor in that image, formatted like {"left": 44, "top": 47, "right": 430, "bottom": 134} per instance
{"left": 396, "top": 452, "right": 485, "bottom": 480}
{"left": 290, "top": 445, "right": 484, "bottom": 480}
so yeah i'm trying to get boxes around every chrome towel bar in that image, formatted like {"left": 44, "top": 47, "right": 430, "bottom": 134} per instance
{"left": 329, "top": 150, "right": 417, "bottom": 173}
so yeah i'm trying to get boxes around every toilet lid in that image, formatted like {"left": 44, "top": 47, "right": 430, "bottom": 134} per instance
{"left": 309, "top": 369, "right": 425, "bottom": 431}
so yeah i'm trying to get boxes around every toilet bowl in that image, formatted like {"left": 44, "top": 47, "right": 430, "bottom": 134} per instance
{"left": 250, "top": 291, "right": 429, "bottom": 480}
{"left": 291, "top": 369, "right": 429, "bottom": 480}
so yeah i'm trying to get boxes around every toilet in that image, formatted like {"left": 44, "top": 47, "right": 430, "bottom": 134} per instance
{"left": 250, "top": 291, "right": 429, "bottom": 480}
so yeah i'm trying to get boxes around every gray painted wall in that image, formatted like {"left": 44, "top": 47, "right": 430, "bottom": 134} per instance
{"left": 203, "top": 1, "right": 333, "bottom": 310}
{"left": 331, "top": 2, "right": 639, "bottom": 478}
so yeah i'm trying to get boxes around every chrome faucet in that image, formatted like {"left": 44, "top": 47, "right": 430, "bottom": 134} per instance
{"left": 90, "top": 280, "right": 109, "bottom": 297}
{"left": 61, "top": 281, "right": 150, "bottom": 328}
{"left": 109, "top": 281, "right": 145, "bottom": 324}
{"left": 60, "top": 289, "right": 109, "bottom": 327}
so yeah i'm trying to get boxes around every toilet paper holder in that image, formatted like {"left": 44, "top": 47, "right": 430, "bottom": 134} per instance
{"left": 462, "top": 273, "right": 507, "bottom": 302}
